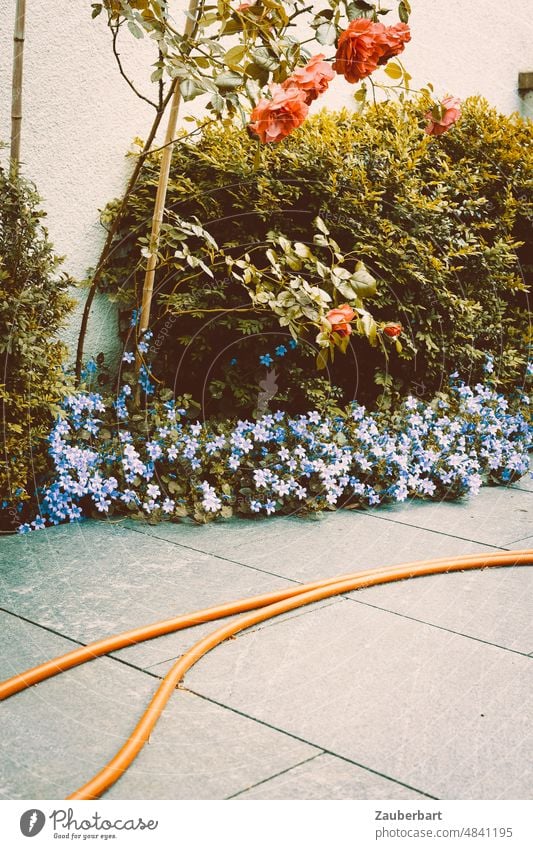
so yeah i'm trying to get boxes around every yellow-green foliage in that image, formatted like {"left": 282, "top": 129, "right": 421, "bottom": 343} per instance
{"left": 0, "top": 165, "right": 73, "bottom": 520}
{"left": 103, "top": 97, "right": 532, "bottom": 412}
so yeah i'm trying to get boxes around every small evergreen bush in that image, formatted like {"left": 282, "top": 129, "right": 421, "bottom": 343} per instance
{"left": 0, "top": 163, "right": 73, "bottom": 528}
{"left": 101, "top": 96, "right": 532, "bottom": 414}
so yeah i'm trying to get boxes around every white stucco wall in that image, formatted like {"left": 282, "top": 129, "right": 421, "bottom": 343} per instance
{"left": 1, "top": 1, "right": 532, "bottom": 370}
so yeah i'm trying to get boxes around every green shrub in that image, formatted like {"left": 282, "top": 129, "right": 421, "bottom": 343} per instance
{"left": 0, "top": 163, "right": 73, "bottom": 524}
{"left": 101, "top": 96, "right": 532, "bottom": 414}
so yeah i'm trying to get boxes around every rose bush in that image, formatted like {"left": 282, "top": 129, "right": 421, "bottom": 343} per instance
{"left": 97, "top": 97, "right": 531, "bottom": 415}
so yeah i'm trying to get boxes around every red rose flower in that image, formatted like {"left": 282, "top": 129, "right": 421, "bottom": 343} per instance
{"left": 326, "top": 304, "right": 356, "bottom": 337}
{"left": 425, "top": 96, "right": 462, "bottom": 136}
{"left": 383, "top": 322, "right": 402, "bottom": 338}
{"left": 377, "top": 22, "right": 411, "bottom": 65}
{"left": 248, "top": 84, "right": 309, "bottom": 144}
{"left": 333, "top": 19, "right": 410, "bottom": 84}
{"left": 283, "top": 54, "right": 335, "bottom": 104}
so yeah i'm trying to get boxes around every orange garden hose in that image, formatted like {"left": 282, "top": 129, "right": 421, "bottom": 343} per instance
{"left": 1, "top": 549, "right": 532, "bottom": 800}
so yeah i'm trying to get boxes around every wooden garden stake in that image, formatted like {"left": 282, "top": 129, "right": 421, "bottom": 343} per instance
{"left": 135, "top": 0, "right": 202, "bottom": 401}
{"left": 10, "top": 0, "right": 26, "bottom": 179}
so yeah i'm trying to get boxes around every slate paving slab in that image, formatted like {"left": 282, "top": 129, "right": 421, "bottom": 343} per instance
{"left": 181, "top": 599, "right": 533, "bottom": 799}
{"left": 0, "top": 521, "right": 293, "bottom": 668}
{"left": 232, "top": 752, "right": 426, "bottom": 800}
{"left": 1, "top": 480, "right": 532, "bottom": 801}
{"left": 346, "top": 564, "right": 533, "bottom": 655}
{"left": 0, "top": 613, "right": 317, "bottom": 800}
{"left": 124, "top": 512, "right": 498, "bottom": 584}
{"left": 366, "top": 486, "right": 532, "bottom": 548}
{"left": 507, "top": 535, "right": 533, "bottom": 551}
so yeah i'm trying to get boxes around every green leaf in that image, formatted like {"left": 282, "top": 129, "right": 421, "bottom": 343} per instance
{"left": 214, "top": 71, "right": 243, "bottom": 90}
{"left": 314, "top": 215, "right": 330, "bottom": 235}
{"left": 251, "top": 46, "right": 279, "bottom": 71}
{"left": 208, "top": 93, "right": 225, "bottom": 114}
{"left": 180, "top": 78, "right": 200, "bottom": 101}
{"left": 384, "top": 61, "right": 403, "bottom": 80}
{"left": 91, "top": 4, "right": 103, "bottom": 19}
{"left": 315, "top": 21, "right": 337, "bottom": 46}
{"left": 127, "top": 20, "right": 144, "bottom": 39}
{"left": 244, "top": 62, "right": 269, "bottom": 86}
{"left": 398, "top": 0, "right": 410, "bottom": 23}
{"left": 351, "top": 261, "right": 377, "bottom": 296}
{"left": 346, "top": 3, "right": 366, "bottom": 21}
{"left": 316, "top": 348, "right": 329, "bottom": 370}
{"left": 224, "top": 44, "right": 247, "bottom": 67}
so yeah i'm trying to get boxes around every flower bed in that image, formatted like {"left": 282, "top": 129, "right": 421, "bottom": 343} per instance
{"left": 20, "top": 377, "right": 531, "bottom": 532}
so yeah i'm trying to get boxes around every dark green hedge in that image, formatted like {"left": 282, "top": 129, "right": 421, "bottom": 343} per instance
{"left": 0, "top": 164, "right": 73, "bottom": 523}
{"left": 101, "top": 96, "right": 532, "bottom": 415}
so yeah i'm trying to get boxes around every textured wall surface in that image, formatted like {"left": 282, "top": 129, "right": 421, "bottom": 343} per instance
{"left": 0, "top": 0, "right": 532, "bottom": 369}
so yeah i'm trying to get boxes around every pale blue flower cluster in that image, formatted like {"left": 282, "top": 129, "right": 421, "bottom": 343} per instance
{"left": 18, "top": 377, "right": 531, "bottom": 533}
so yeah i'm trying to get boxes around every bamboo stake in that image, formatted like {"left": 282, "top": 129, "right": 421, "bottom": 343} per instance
{"left": 135, "top": 0, "right": 202, "bottom": 400}
{"left": 10, "top": 0, "right": 26, "bottom": 179}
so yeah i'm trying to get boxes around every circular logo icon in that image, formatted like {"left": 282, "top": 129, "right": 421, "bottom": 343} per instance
{"left": 20, "top": 809, "right": 46, "bottom": 837}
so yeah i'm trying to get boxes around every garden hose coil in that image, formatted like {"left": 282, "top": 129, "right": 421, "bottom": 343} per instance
{"left": 1, "top": 549, "right": 531, "bottom": 800}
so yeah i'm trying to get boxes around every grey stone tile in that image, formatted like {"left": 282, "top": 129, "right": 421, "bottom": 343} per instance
{"left": 363, "top": 487, "right": 532, "bottom": 547}
{"left": 0, "top": 610, "right": 81, "bottom": 681}
{"left": 506, "top": 536, "right": 533, "bottom": 551}
{"left": 511, "top": 475, "right": 533, "bottom": 493}
{"left": 0, "top": 613, "right": 316, "bottom": 800}
{"left": 105, "top": 691, "right": 317, "bottom": 801}
{"left": 234, "top": 753, "right": 426, "bottom": 800}
{"left": 346, "top": 563, "right": 533, "bottom": 654}
{"left": 184, "top": 601, "right": 533, "bottom": 799}
{"left": 0, "top": 520, "right": 294, "bottom": 668}
{"left": 125, "top": 512, "right": 497, "bottom": 583}
{"left": 132, "top": 599, "right": 339, "bottom": 674}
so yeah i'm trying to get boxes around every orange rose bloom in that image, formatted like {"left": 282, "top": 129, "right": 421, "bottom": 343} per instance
{"left": 333, "top": 19, "right": 411, "bottom": 84}
{"left": 383, "top": 322, "right": 402, "bottom": 338}
{"left": 378, "top": 22, "right": 411, "bottom": 65}
{"left": 249, "top": 84, "right": 309, "bottom": 144}
{"left": 326, "top": 304, "right": 356, "bottom": 337}
{"left": 283, "top": 54, "right": 335, "bottom": 104}
{"left": 425, "top": 96, "right": 462, "bottom": 136}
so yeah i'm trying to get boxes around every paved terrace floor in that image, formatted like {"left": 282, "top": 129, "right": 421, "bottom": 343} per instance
{"left": 1, "top": 471, "right": 532, "bottom": 801}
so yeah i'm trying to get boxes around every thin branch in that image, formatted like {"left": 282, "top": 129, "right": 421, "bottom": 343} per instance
{"left": 111, "top": 24, "right": 159, "bottom": 110}
{"left": 141, "top": 119, "right": 214, "bottom": 156}
{"left": 158, "top": 46, "right": 165, "bottom": 110}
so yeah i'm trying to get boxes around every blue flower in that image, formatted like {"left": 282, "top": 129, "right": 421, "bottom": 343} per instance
{"left": 259, "top": 354, "right": 273, "bottom": 366}
{"left": 122, "top": 352, "right": 135, "bottom": 364}
{"left": 275, "top": 345, "right": 287, "bottom": 357}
